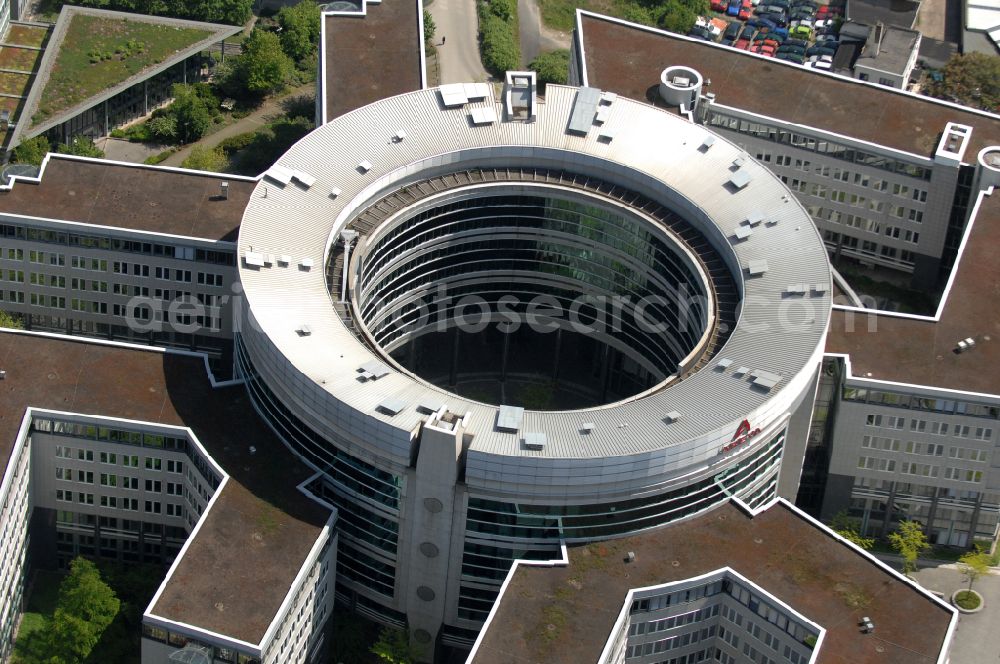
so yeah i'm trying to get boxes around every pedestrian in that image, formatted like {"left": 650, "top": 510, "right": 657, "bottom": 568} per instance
{"left": 442, "top": 36, "right": 446, "bottom": 45}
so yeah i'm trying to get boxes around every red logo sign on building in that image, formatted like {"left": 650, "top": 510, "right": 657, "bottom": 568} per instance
{"left": 719, "top": 419, "right": 761, "bottom": 454}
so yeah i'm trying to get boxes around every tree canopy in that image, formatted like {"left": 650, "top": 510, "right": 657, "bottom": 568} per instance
{"left": 15, "top": 558, "right": 120, "bottom": 664}
{"left": 958, "top": 548, "right": 991, "bottom": 592}
{"left": 830, "top": 511, "right": 874, "bottom": 550}
{"left": 888, "top": 520, "right": 930, "bottom": 574}
{"left": 277, "top": 0, "right": 322, "bottom": 63}
{"left": 235, "top": 29, "right": 294, "bottom": 95}
{"left": 928, "top": 52, "right": 1000, "bottom": 111}
{"left": 57, "top": 136, "right": 105, "bottom": 159}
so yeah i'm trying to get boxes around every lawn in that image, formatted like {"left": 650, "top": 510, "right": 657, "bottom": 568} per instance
{"left": 539, "top": 0, "right": 618, "bottom": 32}
{"left": 5, "top": 25, "right": 50, "bottom": 49}
{"left": 32, "top": 15, "right": 213, "bottom": 127}
{"left": 0, "top": 47, "right": 43, "bottom": 73}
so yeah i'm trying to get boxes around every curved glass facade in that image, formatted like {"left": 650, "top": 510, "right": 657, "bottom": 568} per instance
{"left": 354, "top": 192, "right": 713, "bottom": 391}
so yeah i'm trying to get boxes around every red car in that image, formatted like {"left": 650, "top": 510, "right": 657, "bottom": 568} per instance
{"left": 734, "top": 38, "right": 751, "bottom": 49}
{"left": 738, "top": 0, "right": 753, "bottom": 19}
{"left": 711, "top": 0, "right": 728, "bottom": 11}
{"left": 761, "top": 43, "right": 777, "bottom": 55}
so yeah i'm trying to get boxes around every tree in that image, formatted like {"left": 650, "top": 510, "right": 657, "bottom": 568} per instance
{"left": 147, "top": 114, "right": 178, "bottom": 142}
{"left": 16, "top": 557, "right": 120, "bottom": 664}
{"left": 277, "top": 0, "right": 322, "bottom": 63}
{"left": 658, "top": 0, "right": 702, "bottom": 34}
{"left": 928, "top": 52, "right": 1000, "bottom": 111}
{"left": 888, "top": 520, "right": 930, "bottom": 574}
{"left": 958, "top": 547, "right": 991, "bottom": 592}
{"left": 182, "top": 146, "right": 227, "bottom": 172}
{"left": 11, "top": 135, "right": 50, "bottom": 166}
{"left": 236, "top": 30, "right": 294, "bottom": 95}
{"left": 57, "top": 136, "right": 105, "bottom": 159}
{"left": 830, "top": 510, "right": 874, "bottom": 550}
{"left": 170, "top": 84, "right": 213, "bottom": 143}
{"left": 59, "top": 558, "right": 120, "bottom": 633}
{"left": 423, "top": 9, "right": 436, "bottom": 44}
{"left": 529, "top": 50, "right": 569, "bottom": 91}
{"left": 0, "top": 310, "right": 22, "bottom": 329}
{"left": 371, "top": 627, "right": 423, "bottom": 664}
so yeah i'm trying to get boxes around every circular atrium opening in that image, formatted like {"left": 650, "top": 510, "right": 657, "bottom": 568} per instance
{"left": 336, "top": 177, "right": 737, "bottom": 410}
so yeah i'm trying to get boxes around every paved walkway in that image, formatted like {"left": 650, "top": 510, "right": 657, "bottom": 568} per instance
{"left": 159, "top": 83, "right": 315, "bottom": 168}
{"left": 427, "top": 0, "right": 490, "bottom": 83}
{"left": 917, "top": 0, "right": 962, "bottom": 43}
{"left": 518, "top": 0, "right": 570, "bottom": 67}
{"left": 910, "top": 563, "right": 1000, "bottom": 664}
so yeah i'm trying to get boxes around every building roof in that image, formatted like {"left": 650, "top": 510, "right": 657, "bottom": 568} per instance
{"left": 854, "top": 24, "right": 920, "bottom": 76}
{"left": 237, "top": 84, "right": 830, "bottom": 466}
{"left": 470, "top": 500, "right": 955, "bottom": 664}
{"left": 918, "top": 36, "right": 958, "bottom": 70}
{"left": 9, "top": 6, "right": 241, "bottom": 149}
{"left": 320, "top": 0, "right": 424, "bottom": 123}
{"left": 0, "top": 331, "right": 330, "bottom": 645}
{"left": 847, "top": 0, "right": 920, "bottom": 29}
{"left": 577, "top": 11, "right": 1000, "bottom": 160}
{"left": 0, "top": 156, "right": 254, "bottom": 242}
{"left": 826, "top": 188, "right": 1000, "bottom": 395}
{"left": 964, "top": 0, "right": 1000, "bottom": 54}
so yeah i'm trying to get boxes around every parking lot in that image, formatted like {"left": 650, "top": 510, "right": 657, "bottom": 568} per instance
{"left": 687, "top": 0, "right": 846, "bottom": 70}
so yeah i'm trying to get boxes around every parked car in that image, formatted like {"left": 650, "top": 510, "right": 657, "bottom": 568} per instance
{"left": 806, "top": 44, "right": 836, "bottom": 56}
{"left": 789, "top": 24, "right": 812, "bottom": 38}
{"left": 739, "top": 0, "right": 753, "bottom": 19}
{"left": 727, "top": 0, "right": 742, "bottom": 16}
{"left": 761, "top": 12, "right": 789, "bottom": 25}
{"left": 740, "top": 25, "right": 756, "bottom": 39}
{"left": 711, "top": 0, "right": 729, "bottom": 11}
{"left": 723, "top": 20, "right": 742, "bottom": 40}
{"left": 778, "top": 44, "right": 806, "bottom": 55}
{"left": 784, "top": 37, "right": 808, "bottom": 47}
{"left": 734, "top": 37, "right": 752, "bottom": 49}
{"left": 688, "top": 25, "right": 714, "bottom": 40}
{"left": 776, "top": 51, "right": 805, "bottom": 63}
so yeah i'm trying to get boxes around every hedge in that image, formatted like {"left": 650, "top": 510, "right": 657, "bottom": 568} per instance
{"left": 478, "top": 0, "right": 520, "bottom": 76}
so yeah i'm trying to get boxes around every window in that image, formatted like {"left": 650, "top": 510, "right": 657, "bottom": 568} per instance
{"left": 167, "top": 460, "right": 183, "bottom": 474}
{"left": 145, "top": 480, "right": 162, "bottom": 492}
{"left": 166, "top": 503, "right": 183, "bottom": 517}
{"left": 77, "top": 449, "right": 94, "bottom": 462}
{"left": 145, "top": 457, "right": 162, "bottom": 471}
{"left": 145, "top": 501, "right": 162, "bottom": 514}
{"left": 100, "top": 452, "right": 117, "bottom": 464}
{"left": 123, "top": 455, "right": 139, "bottom": 468}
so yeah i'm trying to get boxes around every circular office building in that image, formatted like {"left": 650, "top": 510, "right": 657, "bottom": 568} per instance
{"left": 235, "top": 82, "right": 831, "bottom": 650}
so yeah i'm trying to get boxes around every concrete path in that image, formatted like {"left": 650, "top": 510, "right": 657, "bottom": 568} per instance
{"left": 427, "top": 0, "right": 490, "bottom": 83}
{"left": 518, "top": 0, "right": 571, "bottom": 67}
{"left": 910, "top": 563, "right": 1000, "bottom": 664}
{"left": 159, "top": 83, "right": 315, "bottom": 168}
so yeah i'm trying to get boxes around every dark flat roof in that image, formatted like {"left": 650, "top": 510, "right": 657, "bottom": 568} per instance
{"left": 322, "top": 0, "right": 423, "bottom": 122}
{"left": 0, "top": 157, "right": 253, "bottom": 242}
{"left": 578, "top": 13, "right": 1000, "bottom": 159}
{"left": 827, "top": 191, "right": 1000, "bottom": 394}
{"left": 0, "top": 332, "right": 329, "bottom": 644}
{"left": 473, "top": 501, "right": 953, "bottom": 664}
{"left": 847, "top": 0, "right": 919, "bottom": 29}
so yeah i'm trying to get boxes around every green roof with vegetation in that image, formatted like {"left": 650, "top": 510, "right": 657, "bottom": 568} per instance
{"left": 31, "top": 15, "right": 213, "bottom": 127}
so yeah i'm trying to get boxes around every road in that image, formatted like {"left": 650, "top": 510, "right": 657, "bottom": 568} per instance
{"left": 910, "top": 563, "right": 1000, "bottom": 664}
{"left": 427, "top": 0, "right": 490, "bottom": 83}
{"left": 518, "top": 0, "right": 570, "bottom": 67}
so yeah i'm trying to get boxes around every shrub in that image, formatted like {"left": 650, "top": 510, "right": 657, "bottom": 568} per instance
{"left": 955, "top": 590, "right": 981, "bottom": 610}
{"left": 12, "top": 135, "right": 50, "bottom": 165}
{"left": 528, "top": 49, "right": 569, "bottom": 90}
{"left": 181, "top": 146, "right": 227, "bottom": 172}
{"left": 478, "top": 0, "right": 520, "bottom": 76}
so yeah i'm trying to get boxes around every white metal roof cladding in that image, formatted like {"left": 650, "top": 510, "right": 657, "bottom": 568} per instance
{"left": 238, "top": 85, "right": 831, "bottom": 461}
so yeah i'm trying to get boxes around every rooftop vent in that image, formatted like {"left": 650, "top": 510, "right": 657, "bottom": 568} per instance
{"left": 524, "top": 432, "right": 547, "bottom": 450}
{"left": 497, "top": 405, "right": 524, "bottom": 432}
{"left": 751, "top": 369, "right": 782, "bottom": 391}
{"left": 580, "top": 422, "right": 595, "bottom": 434}
{"left": 329, "top": 187, "right": 342, "bottom": 198}
{"left": 358, "top": 360, "right": 391, "bottom": 381}
{"left": 956, "top": 337, "right": 976, "bottom": 353}
{"left": 469, "top": 107, "right": 497, "bottom": 125}
{"left": 417, "top": 400, "right": 445, "bottom": 415}
{"left": 295, "top": 324, "right": 312, "bottom": 336}
{"left": 625, "top": 551, "right": 636, "bottom": 563}
{"left": 357, "top": 160, "right": 373, "bottom": 173}
{"left": 393, "top": 130, "right": 406, "bottom": 142}
{"left": 734, "top": 225, "right": 753, "bottom": 241}
{"left": 746, "top": 260, "right": 769, "bottom": 276}
{"left": 219, "top": 181, "right": 229, "bottom": 199}
{"left": 716, "top": 358, "right": 733, "bottom": 370}
{"left": 265, "top": 164, "right": 294, "bottom": 185}
{"left": 299, "top": 257, "right": 314, "bottom": 270}
{"left": 728, "top": 170, "right": 751, "bottom": 190}
{"left": 377, "top": 397, "right": 406, "bottom": 416}
{"left": 746, "top": 211, "right": 765, "bottom": 226}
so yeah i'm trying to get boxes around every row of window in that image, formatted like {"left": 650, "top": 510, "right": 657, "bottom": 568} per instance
{"left": 708, "top": 112, "right": 933, "bottom": 179}
{"left": 862, "top": 436, "right": 990, "bottom": 461}
{"left": 847, "top": 390, "right": 1000, "bottom": 420}
{"left": 0, "top": 224, "right": 235, "bottom": 265}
